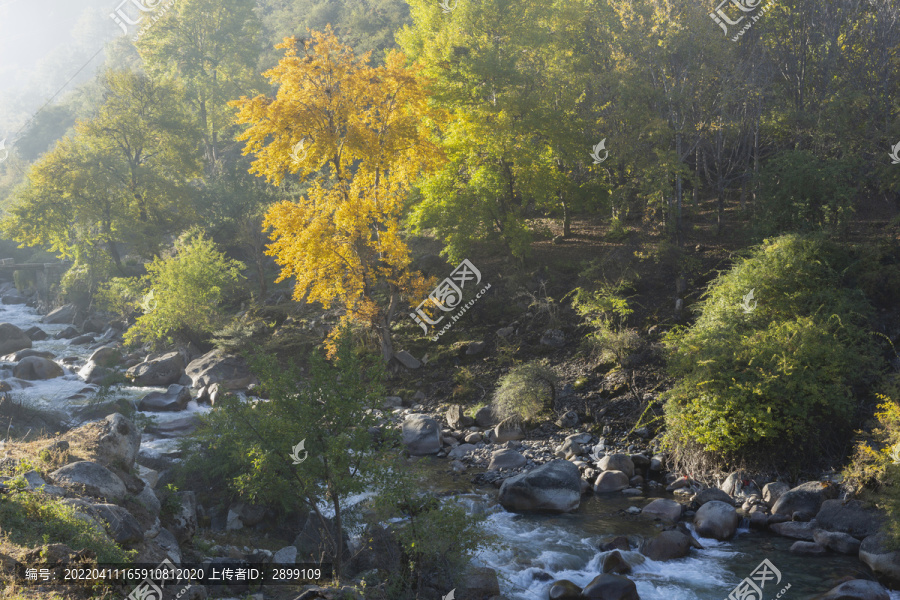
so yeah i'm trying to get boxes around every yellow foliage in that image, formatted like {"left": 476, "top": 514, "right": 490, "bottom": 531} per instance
{"left": 231, "top": 28, "right": 448, "bottom": 357}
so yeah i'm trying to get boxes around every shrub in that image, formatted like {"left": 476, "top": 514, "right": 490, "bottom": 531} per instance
{"left": 492, "top": 360, "right": 558, "bottom": 423}
{"left": 123, "top": 231, "right": 245, "bottom": 348}
{"left": 755, "top": 150, "right": 855, "bottom": 235}
{"left": 571, "top": 284, "right": 640, "bottom": 366}
{"left": 662, "top": 234, "right": 883, "bottom": 472}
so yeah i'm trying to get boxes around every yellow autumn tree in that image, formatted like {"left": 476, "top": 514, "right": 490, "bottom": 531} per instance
{"left": 231, "top": 28, "right": 446, "bottom": 361}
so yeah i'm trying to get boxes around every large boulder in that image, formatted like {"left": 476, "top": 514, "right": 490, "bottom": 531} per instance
{"left": 694, "top": 500, "right": 739, "bottom": 540}
{"left": 860, "top": 532, "right": 900, "bottom": 584}
{"left": 771, "top": 481, "right": 838, "bottom": 518}
{"left": 95, "top": 413, "right": 141, "bottom": 469}
{"left": 581, "top": 573, "right": 640, "bottom": 600}
{"left": 814, "top": 579, "right": 890, "bottom": 600}
{"left": 601, "top": 550, "right": 632, "bottom": 575}
{"left": 549, "top": 580, "right": 582, "bottom": 600}
{"left": 13, "top": 356, "right": 63, "bottom": 380}
{"left": 598, "top": 454, "right": 635, "bottom": 478}
{"left": 127, "top": 352, "right": 185, "bottom": 386}
{"left": 0, "top": 323, "right": 31, "bottom": 356}
{"left": 488, "top": 448, "right": 527, "bottom": 470}
{"left": 498, "top": 460, "right": 582, "bottom": 513}
{"left": 185, "top": 349, "right": 253, "bottom": 389}
{"left": 641, "top": 530, "right": 695, "bottom": 561}
{"left": 641, "top": 498, "right": 683, "bottom": 522}
{"left": 719, "top": 470, "right": 760, "bottom": 498}
{"left": 90, "top": 504, "right": 143, "bottom": 544}
{"left": 474, "top": 406, "right": 494, "bottom": 428}
{"left": 790, "top": 541, "right": 827, "bottom": 556}
{"left": 87, "top": 347, "right": 123, "bottom": 368}
{"left": 41, "top": 304, "right": 76, "bottom": 324}
{"left": 445, "top": 405, "right": 473, "bottom": 429}
{"left": 769, "top": 520, "right": 816, "bottom": 541}
{"left": 594, "top": 470, "right": 630, "bottom": 493}
{"left": 763, "top": 481, "right": 791, "bottom": 505}
{"left": 693, "top": 487, "right": 734, "bottom": 506}
{"left": 50, "top": 461, "right": 126, "bottom": 502}
{"left": 401, "top": 414, "right": 441, "bottom": 455}
{"left": 138, "top": 384, "right": 192, "bottom": 412}
{"left": 814, "top": 499, "right": 884, "bottom": 539}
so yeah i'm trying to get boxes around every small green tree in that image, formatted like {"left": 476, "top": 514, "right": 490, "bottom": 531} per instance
{"left": 492, "top": 360, "right": 558, "bottom": 423}
{"left": 177, "top": 329, "right": 388, "bottom": 578}
{"left": 123, "top": 232, "right": 245, "bottom": 348}
{"left": 662, "top": 234, "right": 883, "bottom": 472}
{"left": 571, "top": 283, "right": 640, "bottom": 366}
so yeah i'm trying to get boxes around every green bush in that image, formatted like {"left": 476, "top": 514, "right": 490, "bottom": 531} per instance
{"left": 492, "top": 360, "right": 558, "bottom": 423}
{"left": 662, "top": 234, "right": 883, "bottom": 472}
{"left": 123, "top": 231, "right": 245, "bottom": 348}
{"left": 95, "top": 277, "right": 144, "bottom": 319}
{"left": 755, "top": 150, "right": 855, "bottom": 235}
{"left": 571, "top": 284, "right": 640, "bottom": 366}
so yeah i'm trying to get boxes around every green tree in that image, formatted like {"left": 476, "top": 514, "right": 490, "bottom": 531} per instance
{"left": 124, "top": 232, "right": 245, "bottom": 348}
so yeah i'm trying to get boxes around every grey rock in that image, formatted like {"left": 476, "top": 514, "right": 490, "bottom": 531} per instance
{"left": 540, "top": 329, "right": 566, "bottom": 348}
{"left": 641, "top": 530, "right": 694, "bottom": 561}
{"left": 719, "top": 471, "right": 761, "bottom": 498}
{"left": 494, "top": 418, "right": 526, "bottom": 443}
{"left": 127, "top": 352, "right": 185, "bottom": 386}
{"left": 41, "top": 304, "right": 76, "bottom": 324}
{"left": 91, "top": 504, "right": 143, "bottom": 544}
{"left": 860, "top": 532, "right": 900, "bottom": 582}
{"left": 769, "top": 520, "right": 817, "bottom": 541}
{"left": 24, "top": 326, "right": 47, "bottom": 341}
{"left": 143, "top": 415, "right": 200, "bottom": 438}
{"left": 272, "top": 546, "right": 297, "bottom": 565}
{"left": 693, "top": 487, "right": 734, "bottom": 506}
{"left": 466, "top": 341, "right": 486, "bottom": 355}
{"left": 814, "top": 499, "right": 884, "bottom": 539}
{"left": 581, "top": 573, "right": 640, "bottom": 600}
{"left": 69, "top": 334, "right": 94, "bottom": 345}
{"left": 762, "top": 481, "right": 791, "bottom": 506}
{"left": 402, "top": 414, "right": 441, "bottom": 455}
{"left": 641, "top": 498, "right": 683, "bottom": 522}
{"left": 556, "top": 410, "right": 579, "bottom": 428}
{"left": 474, "top": 406, "right": 494, "bottom": 428}
{"left": 154, "top": 527, "right": 182, "bottom": 563}
{"left": 186, "top": 348, "right": 254, "bottom": 389}
{"left": 448, "top": 443, "right": 477, "bottom": 459}
{"left": 293, "top": 511, "right": 349, "bottom": 563}
{"left": 138, "top": 384, "right": 191, "bottom": 412}
{"left": 171, "top": 491, "right": 197, "bottom": 544}
{"left": 771, "top": 481, "right": 838, "bottom": 517}
{"left": 499, "top": 460, "right": 582, "bottom": 513}
{"left": 95, "top": 413, "right": 141, "bottom": 469}
{"left": 790, "top": 541, "right": 827, "bottom": 556}
{"left": 814, "top": 579, "right": 889, "bottom": 600}
{"left": 393, "top": 350, "right": 421, "bottom": 370}
{"left": 135, "top": 486, "right": 161, "bottom": 515}
{"left": 548, "top": 580, "right": 582, "bottom": 600}
{"left": 599, "top": 454, "right": 635, "bottom": 478}
{"left": 488, "top": 448, "right": 526, "bottom": 470}
{"left": 813, "top": 529, "right": 861, "bottom": 555}
{"left": 13, "top": 356, "right": 62, "bottom": 380}
{"left": 594, "top": 471, "right": 630, "bottom": 493}
{"left": 88, "top": 347, "right": 122, "bottom": 367}
{"left": 446, "top": 405, "right": 474, "bottom": 429}
{"left": 50, "top": 461, "right": 126, "bottom": 502}
{"left": 601, "top": 550, "right": 631, "bottom": 575}
{"left": 694, "top": 500, "right": 739, "bottom": 540}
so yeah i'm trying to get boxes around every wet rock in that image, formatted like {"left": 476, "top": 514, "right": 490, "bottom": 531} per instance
{"left": 790, "top": 541, "right": 827, "bottom": 556}
{"left": 814, "top": 579, "right": 890, "bottom": 600}
{"left": 549, "top": 580, "right": 582, "bottom": 600}
{"left": 142, "top": 415, "right": 200, "bottom": 438}
{"left": 0, "top": 323, "right": 31, "bottom": 356}
{"left": 594, "top": 470, "right": 629, "bottom": 493}
{"left": 127, "top": 352, "right": 185, "bottom": 386}
{"left": 70, "top": 334, "right": 95, "bottom": 345}
{"left": 814, "top": 499, "right": 884, "bottom": 539}
{"left": 771, "top": 481, "right": 838, "bottom": 517}
{"left": 641, "top": 530, "right": 694, "bottom": 561}
{"left": 50, "top": 461, "right": 126, "bottom": 502}
{"left": 24, "top": 326, "right": 47, "bottom": 341}
{"left": 769, "top": 520, "right": 816, "bottom": 541}
{"left": 402, "top": 414, "right": 441, "bottom": 455}
{"left": 694, "top": 501, "right": 739, "bottom": 540}
{"left": 88, "top": 347, "right": 122, "bottom": 367}
{"left": 641, "top": 498, "right": 683, "bottom": 522}
{"left": 498, "top": 460, "right": 582, "bottom": 513}
{"left": 581, "top": 573, "right": 640, "bottom": 600}
{"left": 54, "top": 326, "right": 79, "bottom": 340}
{"left": 138, "top": 384, "right": 192, "bottom": 412}
{"left": 462, "top": 565, "right": 500, "bottom": 596}
{"left": 488, "top": 448, "right": 526, "bottom": 470}
{"left": 601, "top": 550, "right": 631, "bottom": 574}
{"left": 185, "top": 348, "right": 253, "bottom": 389}
{"left": 41, "top": 304, "right": 76, "bottom": 324}
{"left": 813, "top": 529, "right": 862, "bottom": 555}
{"left": 599, "top": 536, "right": 630, "bottom": 552}
{"left": 13, "top": 356, "right": 63, "bottom": 380}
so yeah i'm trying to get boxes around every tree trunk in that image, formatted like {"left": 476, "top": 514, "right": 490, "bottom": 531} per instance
{"left": 561, "top": 192, "right": 571, "bottom": 237}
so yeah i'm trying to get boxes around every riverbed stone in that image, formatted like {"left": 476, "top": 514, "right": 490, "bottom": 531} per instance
{"left": 549, "top": 580, "right": 582, "bottom": 600}
{"left": 771, "top": 481, "right": 838, "bottom": 517}
{"left": 498, "top": 460, "right": 582, "bottom": 513}
{"left": 581, "top": 573, "right": 639, "bottom": 600}
{"left": 641, "top": 498, "right": 683, "bottom": 522}
{"left": 814, "top": 579, "right": 890, "bottom": 600}
{"left": 488, "top": 448, "right": 526, "bottom": 470}
{"left": 13, "top": 356, "right": 63, "bottom": 380}
{"left": 41, "top": 304, "right": 76, "bottom": 324}
{"left": 50, "top": 461, "right": 126, "bottom": 502}
{"left": 91, "top": 504, "right": 143, "bottom": 544}
{"left": 494, "top": 418, "right": 526, "bottom": 443}
{"left": 720, "top": 471, "right": 761, "bottom": 498}
{"left": 127, "top": 352, "right": 185, "bottom": 386}
{"left": 813, "top": 529, "right": 861, "bottom": 555}
{"left": 694, "top": 500, "right": 739, "bottom": 540}
{"left": 598, "top": 454, "right": 634, "bottom": 478}
{"left": 790, "top": 540, "right": 826, "bottom": 556}
{"left": 814, "top": 499, "right": 884, "bottom": 539}
{"left": 0, "top": 324, "right": 31, "bottom": 358}
{"left": 143, "top": 415, "right": 201, "bottom": 438}
{"left": 769, "top": 520, "right": 816, "bottom": 541}
{"left": 24, "top": 326, "right": 47, "bottom": 341}
{"left": 445, "top": 405, "right": 473, "bottom": 429}
{"left": 860, "top": 532, "right": 900, "bottom": 583}
{"left": 641, "top": 530, "right": 694, "bottom": 561}
{"left": 138, "top": 384, "right": 191, "bottom": 412}
{"left": 402, "top": 414, "right": 441, "bottom": 455}
{"left": 601, "top": 550, "right": 631, "bottom": 574}
{"left": 185, "top": 348, "right": 253, "bottom": 389}
{"left": 474, "top": 406, "right": 494, "bottom": 428}
{"left": 88, "top": 347, "right": 122, "bottom": 367}
{"left": 693, "top": 487, "right": 733, "bottom": 506}
{"left": 594, "top": 470, "right": 630, "bottom": 493}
